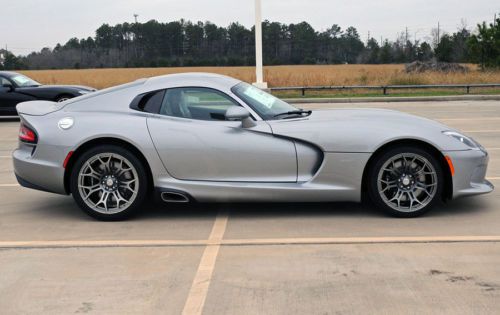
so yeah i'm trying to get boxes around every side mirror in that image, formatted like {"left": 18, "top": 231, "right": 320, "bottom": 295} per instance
{"left": 2, "top": 83, "right": 13, "bottom": 92}
{"left": 225, "top": 106, "right": 256, "bottom": 128}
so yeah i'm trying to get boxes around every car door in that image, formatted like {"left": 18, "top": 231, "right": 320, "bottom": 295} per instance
{"left": 146, "top": 87, "right": 297, "bottom": 182}
{"left": 0, "top": 76, "right": 35, "bottom": 114}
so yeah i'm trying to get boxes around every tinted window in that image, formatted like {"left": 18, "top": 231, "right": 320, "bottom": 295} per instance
{"left": 0, "top": 77, "right": 11, "bottom": 86}
{"left": 11, "top": 74, "right": 40, "bottom": 87}
{"left": 160, "top": 87, "right": 240, "bottom": 121}
{"left": 142, "top": 90, "right": 165, "bottom": 113}
{"left": 130, "top": 90, "right": 164, "bottom": 113}
{"left": 231, "top": 82, "right": 298, "bottom": 120}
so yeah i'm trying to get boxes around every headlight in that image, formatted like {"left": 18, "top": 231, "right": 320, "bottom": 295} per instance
{"left": 443, "top": 131, "right": 482, "bottom": 150}
{"left": 78, "top": 90, "right": 92, "bottom": 95}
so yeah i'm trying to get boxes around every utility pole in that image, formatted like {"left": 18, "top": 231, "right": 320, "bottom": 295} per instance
{"left": 253, "top": 0, "right": 267, "bottom": 89}
{"left": 405, "top": 27, "right": 408, "bottom": 49}
{"left": 437, "top": 22, "right": 440, "bottom": 46}
{"left": 133, "top": 14, "right": 139, "bottom": 24}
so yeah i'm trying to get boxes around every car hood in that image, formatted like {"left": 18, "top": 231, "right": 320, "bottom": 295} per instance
{"left": 268, "top": 108, "right": 468, "bottom": 152}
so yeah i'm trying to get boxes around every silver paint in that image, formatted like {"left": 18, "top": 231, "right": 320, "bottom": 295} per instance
{"left": 13, "top": 73, "right": 493, "bottom": 205}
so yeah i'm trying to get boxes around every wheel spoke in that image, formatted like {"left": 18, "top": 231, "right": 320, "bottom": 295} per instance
{"left": 381, "top": 184, "right": 397, "bottom": 193}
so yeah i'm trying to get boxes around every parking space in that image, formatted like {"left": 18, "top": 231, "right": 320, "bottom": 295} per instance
{"left": 1, "top": 100, "right": 499, "bottom": 314}
{"left": 0, "top": 247, "right": 204, "bottom": 314}
{"left": 204, "top": 243, "right": 500, "bottom": 314}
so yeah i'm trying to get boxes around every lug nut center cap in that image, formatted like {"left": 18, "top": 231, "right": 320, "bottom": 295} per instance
{"left": 106, "top": 178, "right": 114, "bottom": 187}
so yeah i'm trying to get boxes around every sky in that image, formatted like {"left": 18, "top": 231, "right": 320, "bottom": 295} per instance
{"left": 1, "top": 0, "right": 498, "bottom": 55}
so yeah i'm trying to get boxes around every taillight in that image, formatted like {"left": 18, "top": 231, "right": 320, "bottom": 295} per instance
{"left": 19, "top": 123, "right": 37, "bottom": 144}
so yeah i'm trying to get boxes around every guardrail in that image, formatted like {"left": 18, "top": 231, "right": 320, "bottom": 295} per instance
{"left": 270, "top": 83, "right": 500, "bottom": 96}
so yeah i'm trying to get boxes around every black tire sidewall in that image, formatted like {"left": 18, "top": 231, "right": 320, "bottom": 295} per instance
{"left": 368, "top": 146, "right": 443, "bottom": 217}
{"left": 70, "top": 145, "right": 148, "bottom": 221}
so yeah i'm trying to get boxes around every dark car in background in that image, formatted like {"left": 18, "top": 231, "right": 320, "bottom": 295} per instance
{"left": 0, "top": 71, "right": 96, "bottom": 115}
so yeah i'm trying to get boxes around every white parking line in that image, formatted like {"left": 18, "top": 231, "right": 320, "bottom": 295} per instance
{"left": 222, "top": 235, "right": 500, "bottom": 246}
{"left": 0, "top": 184, "right": 19, "bottom": 187}
{"left": 439, "top": 117, "right": 500, "bottom": 121}
{"left": 465, "top": 130, "right": 500, "bottom": 133}
{"left": 1, "top": 235, "right": 499, "bottom": 250}
{"left": 0, "top": 239, "right": 207, "bottom": 249}
{"left": 182, "top": 211, "right": 229, "bottom": 315}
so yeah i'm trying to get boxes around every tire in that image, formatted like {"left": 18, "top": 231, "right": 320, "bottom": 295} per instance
{"left": 70, "top": 145, "right": 148, "bottom": 221}
{"left": 367, "top": 146, "right": 443, "bottom": 217}
{"left": 55, "top": 95, "right": 73, "bottom": 102}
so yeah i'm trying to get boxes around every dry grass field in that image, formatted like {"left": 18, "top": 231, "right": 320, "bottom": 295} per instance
{"left": 19, "top": 64, "right": 500, "bottom": 90}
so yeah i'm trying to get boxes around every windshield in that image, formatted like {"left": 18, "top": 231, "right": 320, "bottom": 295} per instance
{"left": 11, "top": 74, "right": 41, "bottom": 87}
{"left": 231, "top": 82, "right": 299, "bottom": 120}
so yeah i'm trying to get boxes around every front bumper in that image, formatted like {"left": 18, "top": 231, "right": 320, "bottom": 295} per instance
{"left": 446, "top": 149, "right": 494, "bottom": 198}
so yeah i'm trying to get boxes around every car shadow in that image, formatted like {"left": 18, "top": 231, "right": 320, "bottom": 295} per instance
{"left": 30, "top": 194, "right": 490, "bottom": 221}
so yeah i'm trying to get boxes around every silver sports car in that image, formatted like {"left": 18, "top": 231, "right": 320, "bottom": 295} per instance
{"left": 13, "top": 73, "right": 493, "bottom": 220}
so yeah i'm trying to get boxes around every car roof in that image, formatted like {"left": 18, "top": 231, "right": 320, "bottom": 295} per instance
{"left": 0, "top": 71, "right": 21, "bottom": 78}
{"left": 143, "top": 72, "right": 242, "bottom": 90}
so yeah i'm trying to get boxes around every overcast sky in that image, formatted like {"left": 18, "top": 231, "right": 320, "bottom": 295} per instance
{"left": 1, "top": 0, "right": 498, "bottom": 55}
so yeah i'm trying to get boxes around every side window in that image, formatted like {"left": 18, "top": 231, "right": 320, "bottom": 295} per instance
{"left": 130, "top": 90, "right": 165, "bottom": 114}
{"left": 0, "top": 77, "right": 11, "bottom": 86}
{"left": 160, "top": 87, "right": 240, "bottom": 121}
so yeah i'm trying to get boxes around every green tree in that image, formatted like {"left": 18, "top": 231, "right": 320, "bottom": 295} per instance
{"left": 379, "top": 41, "right": 393, "bottom": 63}
{"left": 1, "top": 51, "right": 25, "bottom": 70}
{"left": 435, "top": 34, "right": 454, "bottom": 62}
{"left": 467, "top": 16, "right": 500, "bottom": 69}
{"left": 416, "top": 42, "right": 433, "bottom": 61}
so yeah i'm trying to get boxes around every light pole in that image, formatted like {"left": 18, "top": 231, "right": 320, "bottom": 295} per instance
{"left": 253, "top": 0, "right": 268, "bottom": 89}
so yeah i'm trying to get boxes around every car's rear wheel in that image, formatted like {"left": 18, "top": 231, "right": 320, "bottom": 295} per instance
{"left": 70, "top": 145, "right": 148, "bottom": 220}
{"left": 367, "top": 146, "right": 443, "bottom": 217}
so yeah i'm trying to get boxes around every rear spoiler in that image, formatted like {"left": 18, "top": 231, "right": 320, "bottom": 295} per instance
{"left": 16, "top": 100, "right": 63, "bottom": 116}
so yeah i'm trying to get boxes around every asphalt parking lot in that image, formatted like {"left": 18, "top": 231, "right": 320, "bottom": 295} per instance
{"left": 1, "top": 100, "right": 499, "bottom": 314}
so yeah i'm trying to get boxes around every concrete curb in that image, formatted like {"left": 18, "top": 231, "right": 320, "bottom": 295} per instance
{"left": 285, "top": 94, "right": 500, "bottom": 104}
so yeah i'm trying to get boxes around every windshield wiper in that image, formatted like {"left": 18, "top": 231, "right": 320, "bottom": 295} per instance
{"left": 273, "top": 110, "right": 312, "bottom": 118}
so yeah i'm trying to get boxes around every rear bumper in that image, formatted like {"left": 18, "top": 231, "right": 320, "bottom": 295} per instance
{"left": 13, "top": 147, "right": 67, "bottom": 195}
{"left": 446, "top": 149, "right": 494, "bottom": 198}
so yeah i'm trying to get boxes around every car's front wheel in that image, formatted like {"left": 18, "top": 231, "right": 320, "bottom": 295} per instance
{"left": 367, "top": 146, "right": 443, "bottom": 217}
{"left": 70, "top": 145, "right": 148, "bottom": 220}
{"left": 55, "top": 95, "right": 73, "bottom": 102}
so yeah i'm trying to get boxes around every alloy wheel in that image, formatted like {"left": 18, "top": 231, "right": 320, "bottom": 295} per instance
{"left": 77, "top": 153, "right": 139, "bottom": 214}
{"left": 377, "top": 153, "right": 438, "bottom": 213}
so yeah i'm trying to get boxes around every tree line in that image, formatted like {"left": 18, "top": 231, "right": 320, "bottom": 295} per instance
{"left": 1, "top": 15, "right": 498, "bottom": 70}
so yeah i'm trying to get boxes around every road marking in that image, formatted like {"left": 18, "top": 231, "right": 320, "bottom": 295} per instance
{"left": 222, "top": 236, "right": 500, "bottom": 246}
{"left": 0, "top": 156, "right": 11, "bottom": 158}
{"left": 439, "top": 117, "right": 500, "bottom": 121}
{"left": 487, "top": 177, "right": 500, "bottom": 180}
{"left": 182, "top": 211, "right": 229, "bottom": 315}
{"left": 1, "top": 235, "right": 500, "bottom": 250}
{"left": 464, "top": 130, "right": 500, "bottom": 133}
{"left": 0, "top": 184, "right": 19, "bottom": 187}
{"left": 0, "top": 239, "right": 207, "bottom": 249}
